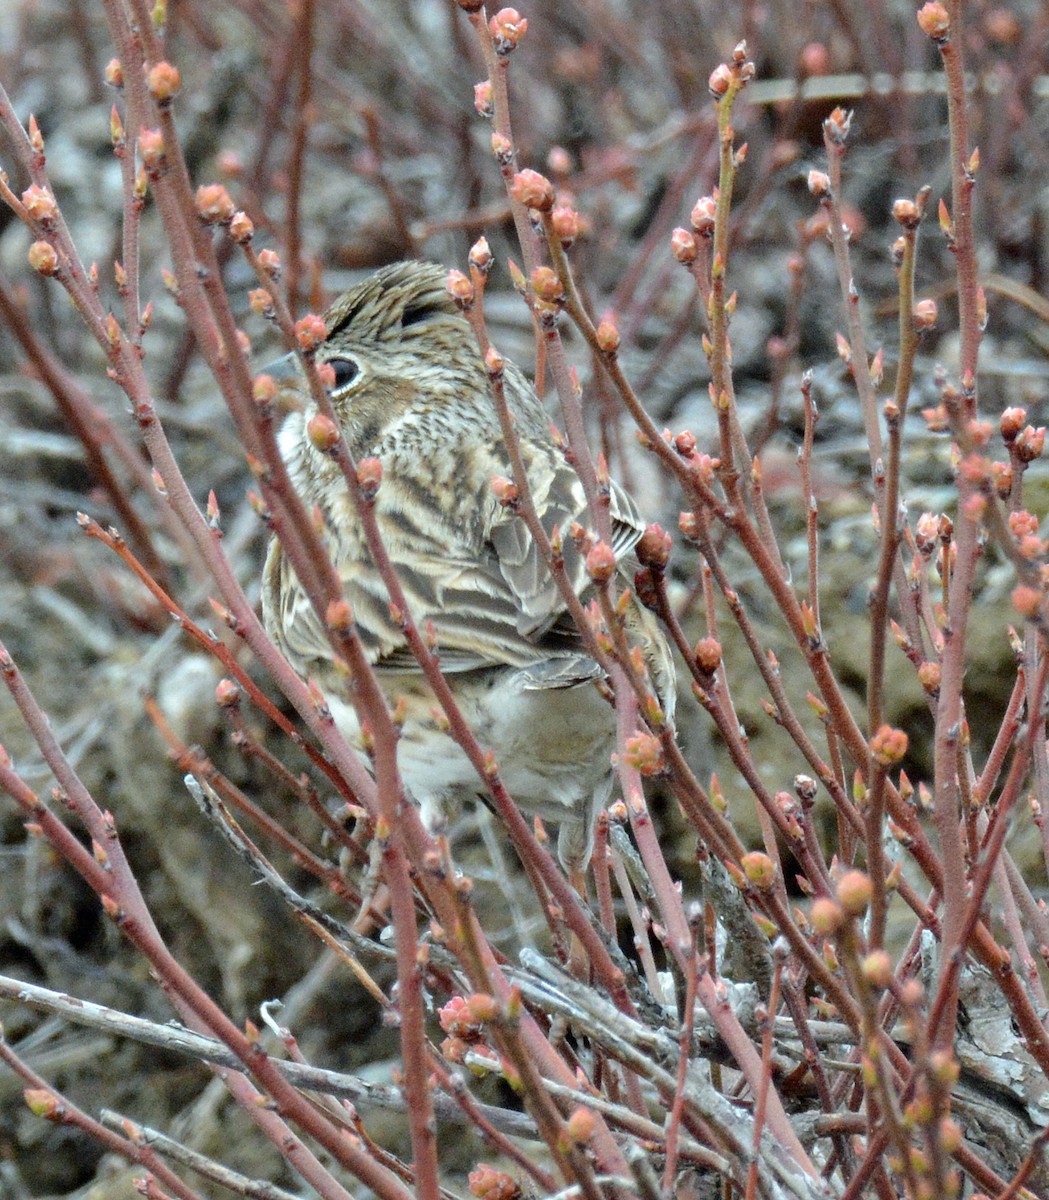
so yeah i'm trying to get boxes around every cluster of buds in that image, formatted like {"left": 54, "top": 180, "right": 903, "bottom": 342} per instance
{"left": 707, "top": 40, "right": 755, "bottom": 98}
{"left": 294, "top": 313, "right": 327, "bottom": 354}
{"left": 1014, "top": 423, "right": 1046, "bottom": 463}
{"left": 1009, "top": 510, "right": 1047, "bottom": 559}
{"left": 468, "top": 1165, "right": 521, "bottom": 1200}
{"left": 623, "top": 730, "right": 664, "bottom": 776}
{"left": 870, "top": 723, "right": 908, "bottom": 767}
{"left": 438, "top": 993, "right": 499, "bottom": 1064}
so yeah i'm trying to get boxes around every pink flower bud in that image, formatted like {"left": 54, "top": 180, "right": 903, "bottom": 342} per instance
{"left": 917, "top": 1, "right": 950, "bottom": 40}
{"left": 892, "top": 198, "right": 919, "bottom": 228}
{"left": 1012, "top": 584, "right": 1044, "bottom": 619}
{"left": 357, "top": 457, "right": 383, "bottom": 498}
{"left": 253, "top": 374, "right": 277, "bottom": 405}
{"left": 595, "top": 319, "right": 620, "bottom": 353}
{"left": 836, "top": 869, "right": 873, "bottom": 916}
{"left": 195, "top": 183, "right": 235, "bottom": 224}
{"left": 509, "top": 168, "right": 554, "bottom": 212}
{"left": 623, "top": 731, "right": 664, "bottom": 776}
{"left": 249, "top": 288, "right": 273, "bottom": 316}
{"left": 565, "top": 1106, "right": 596, "bottom": 1144}
{"left": 912, "top": 298, "right": 938, "bottom": 331}
{"left": 550, "top": 204, "right": 581, "bottom": 247}
{"left": 807, "top": 170, "right": 830, "bottom": 198}
{"left": 1016, "top": 425, "right": 1046, "bottom": 462}
{"left": 741, "top": 851, "right": 776, "bottom": 889}
{"left": 469, "top": 237, "right": 493, "bottom": 274}
{"left": 21, "top": 184, "right": 57, "bottom": 224}
{"left": 229, "top": 211, "right": 253, "bottom": 243}
{"left": 585, "top": 541, "right": 616, "bottom": 583}
{"left": 294, "top": 313, "right": 328, "bottom": 353}
{"left": 473, "top": 80, "right": 494, "bottom": 119}
{"left": 258, "top": 248, "right": 281, "bottom": 278}
{"left": 810, "top": 896, "right": 843, "bottom": 934}
{"left": 708, "top": 63, "right": 733, "bottom": 96}
{"left": 694, "top": 637, "right": 722, "bottom": 673}
{"left": 690, "top": 195, "right": 717, "bottom": 236}
{"left": 138, "top": 128, "right": 165, "bottom": 170}
{"left": 468, "top": 1165, "right": 521, "bottom": 1200}
{"left": 670, "top": 227, "right": 698, "bottom": 263}
{"left": 446, "top": 268, "right": 475, "bottom": 308}
{"left": 530, "top": 266, "right": 564, "bottom": 303}
{"left": 636, "top": 524, "right": 671, "bottom": 569}
{"left": 306, "top": 412, "right": 340, "bottom": 452}
{"left": 870, "top": 724, "right": 908, "bottom": 766}
{"left": 27, "top": 240, "right": 58, "bottom": 275}
{"left": 326, "top": 599, "right": 353, "bottom": 633}
{"left": 491, "top": 132, "right": 513, "bottom": 164}
{"left": 491, "top": 475, "right": 519, "bottom": 507}
{"left": 489, "top": 7, "right": 528, "bottom": 53}
{"left": 146, "top": 61, "right": 181, "bottom": 103}
{"left": 1000, "top": 406, "right": 1026, "bottom": 442}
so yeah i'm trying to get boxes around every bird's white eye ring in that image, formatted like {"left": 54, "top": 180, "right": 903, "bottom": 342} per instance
{"left": 328, "top": 357, "right": 360, "bottom": 390}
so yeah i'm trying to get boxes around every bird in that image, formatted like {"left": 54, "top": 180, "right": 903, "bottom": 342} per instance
{"left": 261, "top": 259, "right": 675, "bottom": 873}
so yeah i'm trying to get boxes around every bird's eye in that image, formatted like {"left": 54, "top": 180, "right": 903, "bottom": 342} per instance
{"left": 328, "top": 357, "right": 360, "bottom": 391}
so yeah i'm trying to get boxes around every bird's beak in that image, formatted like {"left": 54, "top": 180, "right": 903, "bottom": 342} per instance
{"left": 259, "top": 351, "right": 307, "bottom": 415}
{"left": 262, "top": 351, "right": 301, "bottom": 383}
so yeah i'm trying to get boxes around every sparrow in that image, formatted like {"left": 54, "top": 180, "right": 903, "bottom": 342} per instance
{"left": 262, "top": 260, "right": 675, "bottom": 871}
